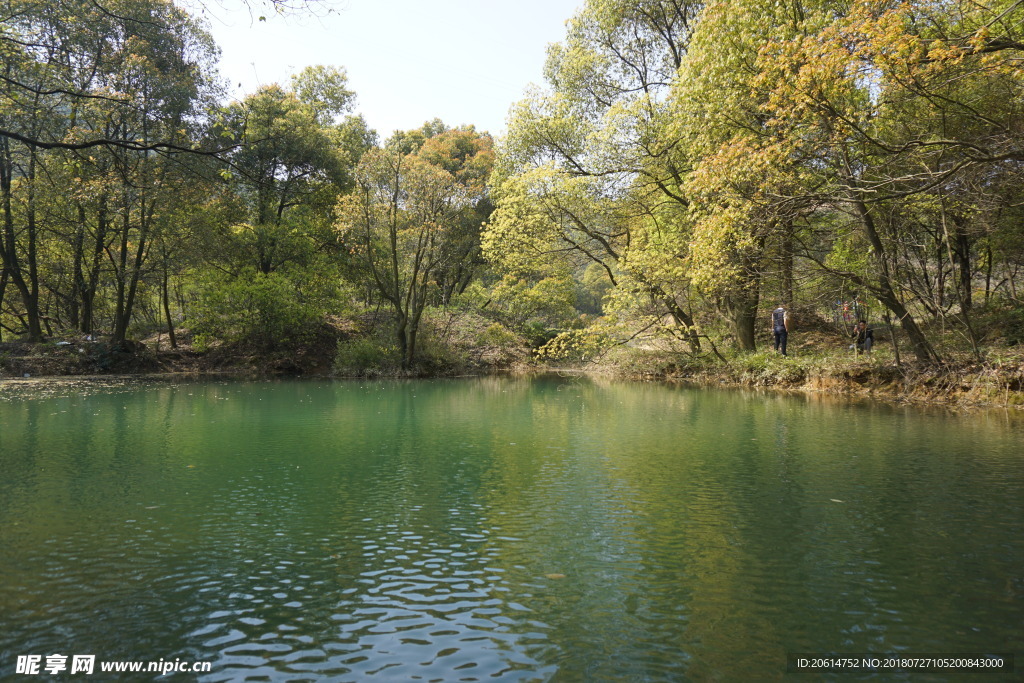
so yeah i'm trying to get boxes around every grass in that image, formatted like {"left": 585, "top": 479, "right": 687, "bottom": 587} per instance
{"left": 586, "top": 314, "right": 1024, "bottom": 409}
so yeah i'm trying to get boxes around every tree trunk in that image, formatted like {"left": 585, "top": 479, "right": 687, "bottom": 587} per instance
{"left": 953, "top": 221, "right": 973, "bottom": 313}
{"left": 0, "top": 264, "right": 7, "bottom": 342}
{"left": 1, "top": 151, "right": 43, "bottom": 341}
{"left": 118, "top": 217, "right": 149, "bottom": 343}
{"left": 162, "top": 255, "right": 177, "bottom": 349}
{"left": 850, "top": 195, "right": 939, "bottom": 363}
{"left": 659, "top": 290, "right": 702, "bottom": 352}
{"left": 110, "top": 187, "right": 152, "bottom": 344}
{"left": 984, "top": 244, "right": 993, "bottom": 306}
{"left": 395, "top": 313, "right": 408, "bottom": 369}
{"left": 944, "top": 211, "right": 980, "bottom": 361}
{"left": 0, "top": 88, "right": 43, "bottom": 340}
{"left": 726, "top": 293, "right": 759, "bottom": 351}
{"left": 875, "top": 287, "right": 936, "bottom": 361}
{"left": 781, "top": 223, "right": 794, "bottom": 306}
{"left": 725, "top": 250, "right": 762, "bottom": 352}
{"left": 23, "top": 153, "right": 43, "bottom": 341}
{"left": 884, "top": 308, "right": 902, "bottom": 367}
{"left": 82, "top": 194, "right": 109, "bottom": 335}
{"left": 70, "top": 204, "right": 86, "bottom": 330}
{"left": 636, "top": 275, "right": 701, "bottom": 352}
{"left": 406, "top": 326, "right": 418, "bottom": 369}
{"left": 111, "top": 200, "right": 132, "bottom": 343}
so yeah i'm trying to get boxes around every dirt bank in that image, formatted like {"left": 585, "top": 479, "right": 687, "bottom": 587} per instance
{"left": 4, "top": 337, "right": 1023, "bottom": 412}
{"left": 608, "top": 353, "right": 1024, "bottom": 410}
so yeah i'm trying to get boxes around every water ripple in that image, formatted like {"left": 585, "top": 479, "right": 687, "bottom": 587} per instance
{"left": 2, "top": 379, "right": 1022, "bottom": 681}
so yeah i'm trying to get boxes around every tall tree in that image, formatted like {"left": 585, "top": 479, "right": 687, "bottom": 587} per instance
{"left": 0, "top": 0, "right": 332, "bottom": 150}
{"left": 215, "top": 75, "right": 371, "bottom": 276}
{"left": 337, "top": 126, "right": 492, "bottom": 368}
{"left": 1, "top": 0, "right": 219, "bottom": 341}
{"left": 415, "top": 127, "right": 495, "bottom": 304}
{"left": 489, "top": 0, "right": 705, "bottom": 350}
{"left": 665, "top": 0, "right": 822, "bottom": 350}
{"left": 739, "top": 0, "right": 1024, "bottom": 360}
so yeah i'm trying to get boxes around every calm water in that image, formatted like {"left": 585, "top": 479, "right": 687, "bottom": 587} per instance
{"left": 1, "top": 376, "right": 1022, "bottom": 681}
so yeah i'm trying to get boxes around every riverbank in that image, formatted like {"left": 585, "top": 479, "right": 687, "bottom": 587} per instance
{"left": 0, "top": 320, "right": 530, "bottom": 383}
{"left": 4, "top": 335, "right": 1024, "bottom": 410}
{"left": 591, "top": 345, "right": 1024, "bottom": 410}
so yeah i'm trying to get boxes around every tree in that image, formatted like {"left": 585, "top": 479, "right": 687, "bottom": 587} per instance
{"left": 337, "top": 125, "right": 493, "bottom": 368}
{"left": 739, "top": 0, "right": 1024, "bottom": 360}
{"left": 184, "top": 71, "right": 370, "bottom": 349}
{"left": 0, "top": 0, "right": 335, "bottom": 151}
{"left": 1, "top": 0, "right": 219, "bottom": 341}
{"left": 488, "top": 0, "right": 705, "bottom": 350}
{"left": 664, "top": 0, "right": 821, "bottom": 350}
{"left": 213, "top": 77, "right": 371, "bottom": 276}
{"left": 415, "top": 127, "right": 495, "bottom": 303}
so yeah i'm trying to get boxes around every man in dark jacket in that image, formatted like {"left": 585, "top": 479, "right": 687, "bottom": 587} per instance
{"left": 851, "top": 320, "right": 873, "bottom": 354}
{"left": 771, "top": 304, "right": 790, "bottom": 356}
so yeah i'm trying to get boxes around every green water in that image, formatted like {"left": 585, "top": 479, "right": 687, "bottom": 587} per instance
{"left": 1, "top": 376, "right": 1022, "bottom": 681}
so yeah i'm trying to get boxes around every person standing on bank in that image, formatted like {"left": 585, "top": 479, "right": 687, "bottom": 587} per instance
{"left": 771, "top": 304, "right": 790, "bottom": 356}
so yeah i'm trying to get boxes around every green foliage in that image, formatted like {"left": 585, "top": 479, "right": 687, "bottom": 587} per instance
{"left": 982, "top": 301, "right": 1024, "bottom": 346}
{"left": 485, "top": 0, "right": 1024, "bottom": 360}
{"left": 576, "top": 263, "right": 614, "bottom": 315}
{"left": 189, "top": 270, "right": 332, "bottom": 349}
{"left": 415, "top": 327, "right": 472, "bottom": 371}
{"left": 422, "top": 308, "right": 528, "bottom": 370}
{"left": 290, "top": 65, "right": 356, "bottom": 125}
{"left": 337, "top": 125, "right": 495, "bottom": 368}
{"left": 732, "top": 351, "right": 808, "bottom": 386}
{"left": 333, "top": 337, "right": 400, "bottom": 376}
{"left": 477, "top": 323, "right": 520, "bottom": 348}
{"left": 823, "top": 224, "right": 871, "bottom": 277}
{"left": 536, "top": 328, "right": 614, "bottom": 361}
{"left": 487, "top": 274, "right": 578, "bottom": 329}
{"left": 520, "top": 322, "right": 561, "bottom": 349}
{"left": 4, "top": 0, "right": 1024, "bottom": 373}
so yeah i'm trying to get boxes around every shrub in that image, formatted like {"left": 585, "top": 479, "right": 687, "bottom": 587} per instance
{"left": 536, "top": 328, "right": 614, "bottom": 361}
{"left": 994, "top": 305, "right": 1024, "bottom": 345}
{"left": 476, "top": 322, "right": 519, "bottom": 348}
{"left": 333, "top": 337, "right": 399, "bottom": 376}
{"left": 734, "top": 351, "right": 808, "bottom": 385}
{"left": 188, "top": 271, "right": 330, "bottom": 349}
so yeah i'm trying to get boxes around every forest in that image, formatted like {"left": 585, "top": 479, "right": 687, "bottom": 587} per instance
{"left": 3, "top": 0, "right": 1024, "bottom": 385}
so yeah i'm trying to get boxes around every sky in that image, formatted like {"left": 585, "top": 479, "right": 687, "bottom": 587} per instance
{"left": 195, "top": 0, "right": 583, "bottom": 139}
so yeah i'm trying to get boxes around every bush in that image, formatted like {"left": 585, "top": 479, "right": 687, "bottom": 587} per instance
{"left": 734, "top": 351, "right": 808, "bottom": 385}
{"left": 536, "top": 328, "right": 614, "bottom": 361}
{"left": 333, "top": 337, "right": 399, "bottom": 376}
{"left": 417, "top": 312, "right": 527, "bottom": 371}
{"left": 477, "top": 322, "right": 519, "bottom": 348}
{"left": 188, "top": 270, "right": 331, "bottom": 349}
{"left": 521, "top": 321, "right": 561, "bottom": 348}
{"left": 989, "top": 303, "right": 1024, "bottom": 346}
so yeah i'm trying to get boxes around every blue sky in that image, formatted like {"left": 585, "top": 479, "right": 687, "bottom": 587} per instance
{"left": 198, "top": 0, "right": 583, "bottom": 139}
